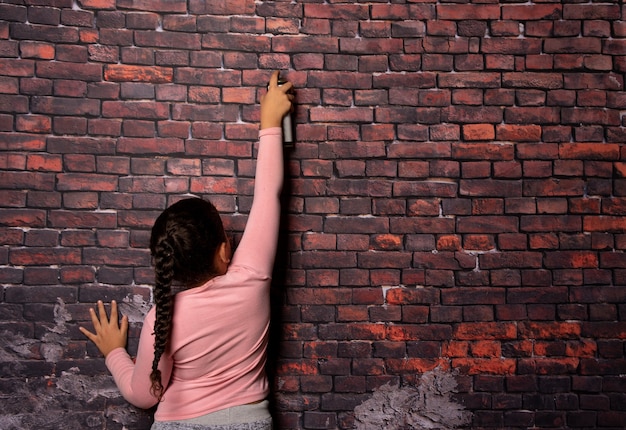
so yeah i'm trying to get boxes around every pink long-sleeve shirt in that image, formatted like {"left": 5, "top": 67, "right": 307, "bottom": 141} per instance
{"left": 105, "top": 127, "right": 283, "bottom": 421}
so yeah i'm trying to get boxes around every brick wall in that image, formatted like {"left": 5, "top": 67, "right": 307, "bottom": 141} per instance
{"left": 1, "top": 1, "right": 625, "bottom": 429}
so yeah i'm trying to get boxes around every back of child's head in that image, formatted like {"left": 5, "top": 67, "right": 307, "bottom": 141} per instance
{"left": 150, "top": 197, "right": 226, "bottom": 287}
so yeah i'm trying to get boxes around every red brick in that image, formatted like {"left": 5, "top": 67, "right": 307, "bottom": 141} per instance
{"left": 548, "top": 37, "right": 603, "bottom": 54}
{"left": 544, "top": 251, "right": 598, "bottom": 269}
{"left": 564, "top": 3, "right": 620, "bottom": 19}
{"left": 454, "top": 323, "right": 517, "bottom": 340}
{"left": 584, "top": 216, "right": 626, "bottom": 233}
{"left": 464, "top": 235, "right": 496, "bottom": 251}
{"left": 441, "top": 74, "right": 499, "bottom": 93}
{"left": 310, "top": 106, "right": 373, "bottom": 123}
{"left": 277, "top": 360, "right": 319, "bottom": 377}
{"left": 63, "top": 192, "right": 98, "bottom": 209}
{"left": 372, "top": 199, "right": 406, "bottom": 216}
{"left": 386, "top": 357, "right": 446, "bottom": 374}
{"left": 519, "top": 358, "right": 579, "bottom": 376}
{"left": 520, "top": 322, "right": 582, "bottom": 340}
{"left": 370, "top": 4, "right": 413, "bottom": 20}
{"left": 352, "top": 286, "right": 383, "bottom": 305}
{"left": 602, "top": 198, "right": 626, "bottom": 215}
{"left": 20, "top": 41, "right": 55, "bottom": 60}
{"left": 60, "top": 266, "right": 96, "bottom": 284}
{"left": 529, "top": 233, "right": 560, "bottom": 252}
{"left": 502, "top": 4, "right": 562, "bottom": 20}
{"left": 480, "top": 252, "right": 543, "bottom": 269}
{"left": 304, "top": 4, "right": 368, "bottom": 20}
{"left": 10, "top": 247, "right": 81, "bottom": 266}
{"left": 308, "top": 270, "right": 340, "bottom": 288}
{"left": 103, "top": 101, "right": 169, "bottom": 119}
{"left": 337, "top": 305, "right": 368, "bottom": 322}
{"left": 482, "top": 38, "right": 542, "bottom": 56}
{"left": 444, "top": 343, "right": 474, "bottom": 363}
{"left": 523, "top": 178, "right": 585, "bottom": 197}
{"left": 559, "top": 142, "right": 620, "bottom": 160}
{"left": 496, "top": 124, "right": 542, "bottom": 142}
{"left": 437, "top": 4, "right": 499, "bottom": 20}
{"left": 385, "top": 287, "right": 439, "bottom": 305}
{"left": 273, "top": 35, "right": 336, "bottom": 54}
{"left": 24, "top": 154, "right": 61, "bottom": 172}
{"left": 452, "top": 358, "right": 516, "bottom": 375}
{"left": 457, "top": 216, "right": 518, "bottom": 233}
{"left": 471, "top": 341, "right": 502, "bottom": 358}
{"left": 104, "top": 64, "right": 173, "bottom": 84}
{"left": 6, "top": 286, "right": 77, "bottom": 307}
{"left": 436, "top": 235, "right": 461, "bottom": 251}
{"left": 0, "top": 228, "right": 23, "bottom": 247}
{"left": 463, "top": 124, "right": 495, "bottom": 141}
{"left": 484, "top": 54, "right": 514, "bottom": 71}
{"left": 370, "top": 234, "right": 402, "bottom": 251}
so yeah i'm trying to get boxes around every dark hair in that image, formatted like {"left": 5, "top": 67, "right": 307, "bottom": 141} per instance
{"left": 148, "top": 197, "right": 226, "bottom": 399}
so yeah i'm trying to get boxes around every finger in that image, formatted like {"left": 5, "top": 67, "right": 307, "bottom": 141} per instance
{"left": 269, "top": 70, "right": 279, "bottom": 87}
{"left": 79, "top": 326, "right": 97, "bottom": 343}
{"left": 89, "top": 307, "right": 101, "bottom": 331}
{"left": 280, "top": 81, "right": 294, "bottom": 93}
{"left": 110, "top": 300, "right": 119, "bottom": 325}
{"left": 97, "top": 300, "right": 109, "bottom": 323}
{"left": 120, "top": 315, "right": 129, "bottom": 335}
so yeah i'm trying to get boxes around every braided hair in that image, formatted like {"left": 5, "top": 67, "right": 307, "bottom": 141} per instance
{"left": 148, "top": 197, "right": 227, "bottom": 400}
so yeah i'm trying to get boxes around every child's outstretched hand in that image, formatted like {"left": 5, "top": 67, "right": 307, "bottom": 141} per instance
{"left": 261, "top": 71, "right": 294, "bottom": 130}
{"left": 80, "top": 300, "right": 128, "bottom": 358}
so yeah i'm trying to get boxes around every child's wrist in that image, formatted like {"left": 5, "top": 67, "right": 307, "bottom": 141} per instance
{"left": 259, "top": 126, "right": 282, "bottom": 136}
{"left": 260, "top": 118, "right": 282, "bottom": 129}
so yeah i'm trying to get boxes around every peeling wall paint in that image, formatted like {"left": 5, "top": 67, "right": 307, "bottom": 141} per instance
{"left": 2, "top": 299, "right": 73, "bottom": 364}
{"left": 120, "top": 294, "right": 152, "bottom": 324}
{"left": 354, "top": 368, "right": 471, "bottom": 430}
{"left": 0, "top": 297, "right": 152, "bottom": 430}
{"left": 0, "top": 370, "right": 151, "bottom": 429}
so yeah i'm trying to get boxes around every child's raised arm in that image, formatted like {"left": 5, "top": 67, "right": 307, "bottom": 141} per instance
{"left": 230, "top": 71, "right": 294, "bottom": 275}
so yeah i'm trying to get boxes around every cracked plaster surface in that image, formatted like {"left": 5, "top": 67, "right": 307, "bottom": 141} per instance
{"left": 0, "top": 297, "right": 151, "bottom": 429}
{"left": 354, "top": 368, "right": 472, "bottom": 430}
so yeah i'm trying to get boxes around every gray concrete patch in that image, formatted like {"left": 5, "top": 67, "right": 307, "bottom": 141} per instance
{"left": 354, "top": 368, "right": 471, "bottom": 429}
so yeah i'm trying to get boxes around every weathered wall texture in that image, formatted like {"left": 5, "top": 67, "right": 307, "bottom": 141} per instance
{"left": 1, "top": 0, "right": 625, "bottom": 429}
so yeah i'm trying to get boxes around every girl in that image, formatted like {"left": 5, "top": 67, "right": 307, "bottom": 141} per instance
{"left": 80, "top": 71, "right": 294, "bottom": 430}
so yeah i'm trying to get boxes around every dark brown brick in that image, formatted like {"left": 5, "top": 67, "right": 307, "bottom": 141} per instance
{"left": 303, "top": 412, "right": 337, "bottom": 429}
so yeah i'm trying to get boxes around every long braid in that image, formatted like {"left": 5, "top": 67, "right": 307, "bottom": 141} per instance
{"left": 148, "top": 197, "right": 227, "bottom": 401}
{"left": 150, "top": 238, "right": 174, "bottom": 400}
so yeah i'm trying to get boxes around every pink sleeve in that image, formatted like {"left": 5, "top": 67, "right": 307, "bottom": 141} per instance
{"left": 231, "top": 127, "right": 283, "bottom": 276}
{"left": 104, "top": 308, "right": 173, "bottom": 409}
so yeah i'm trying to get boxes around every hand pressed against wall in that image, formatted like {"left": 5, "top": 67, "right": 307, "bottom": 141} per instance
{"left": 80, "top": 300, "right": 129, "bottom": 358}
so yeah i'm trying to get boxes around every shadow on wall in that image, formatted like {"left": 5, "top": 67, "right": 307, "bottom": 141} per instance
{"left": 354, "top": 368, "right": 471, "bottom": 430}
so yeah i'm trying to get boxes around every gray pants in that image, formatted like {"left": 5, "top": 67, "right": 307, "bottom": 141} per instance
{"left": 151, "top": 401, "right": 272, "bottom": 430}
